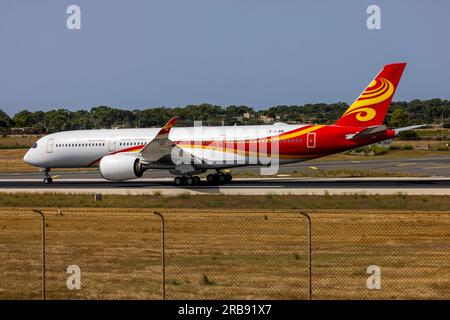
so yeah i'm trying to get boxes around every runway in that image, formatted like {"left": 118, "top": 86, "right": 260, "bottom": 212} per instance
{"left": 0, "top": 175, "right": 449, "bottom": 195}
{"left": 0, "top": 156, "right": 449, "bottom": 195}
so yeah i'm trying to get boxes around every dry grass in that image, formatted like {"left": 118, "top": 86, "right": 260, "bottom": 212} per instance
{"left": 0, "top": 149, "right": 34, "bottom": 172}
{"left": 0, "top": 208, "right": 449, "bottom": 299}
{"left": 391, "top": 139, "right": 450, "bottom": 150}
{"left": 0, "top": 135, "right": 40, "bottom": 148}
{"left": 0, "top": 149, "right": 94, "bottom": 173}
{"left": 0, "top": 193, "right": 450, "bottom": 211}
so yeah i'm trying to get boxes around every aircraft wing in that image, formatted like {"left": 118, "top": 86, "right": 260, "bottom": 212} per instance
{"left": 140, "top": 117, "right": 178, "bottom": 162}
{"left": 139, "top": 117, "right": 209, "bottom": 166}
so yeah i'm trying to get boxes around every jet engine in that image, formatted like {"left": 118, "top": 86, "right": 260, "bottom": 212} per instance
{"left": 99, "top": 154, "right": 144, "bottom": 181}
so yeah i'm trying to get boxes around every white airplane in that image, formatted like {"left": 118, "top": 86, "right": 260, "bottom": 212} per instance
{"left": 23, "top": 63, "right": 421, "bottom": 185}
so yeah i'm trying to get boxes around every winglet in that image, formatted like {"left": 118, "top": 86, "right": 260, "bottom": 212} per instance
{"left": 140, "top": 116, "right": 178, "bottom": 161}
{"left": 157, "top": 116, "right": 178, "bottom": 138}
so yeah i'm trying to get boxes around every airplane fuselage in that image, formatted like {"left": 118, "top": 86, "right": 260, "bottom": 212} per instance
{"left": 24, "top": 123, "right": 395, "bottom": 170}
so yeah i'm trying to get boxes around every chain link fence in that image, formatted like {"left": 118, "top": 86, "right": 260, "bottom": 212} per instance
{"left": 0, "top": 209, "right": 449, "bottom": 299}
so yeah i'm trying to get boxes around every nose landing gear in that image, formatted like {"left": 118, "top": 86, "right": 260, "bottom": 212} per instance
{"left": 42, "top": 168, "right": 53, "bottom": 184}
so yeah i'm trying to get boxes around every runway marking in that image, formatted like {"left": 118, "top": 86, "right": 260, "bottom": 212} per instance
{"left": 309, "top": 166, "right": 319, "bottom": 170}
{"left": 396, "top": 163, "right": 418, "bottom": 167}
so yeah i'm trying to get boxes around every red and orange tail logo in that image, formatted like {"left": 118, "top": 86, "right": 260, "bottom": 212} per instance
{"left": 335, "top": 63, "right": 406, "bottom": 127}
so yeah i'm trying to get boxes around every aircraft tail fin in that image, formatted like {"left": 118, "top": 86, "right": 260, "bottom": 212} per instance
{"left": 335, "top": 62, "right": 407, "bottom": 127}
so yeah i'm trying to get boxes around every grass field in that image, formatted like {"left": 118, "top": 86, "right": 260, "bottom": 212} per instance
{"left": 1, "top": 207, "right": 449, "bottom": 299}
{"left": 0, "top": 193, "right": 450, "bottom": 211}
{"left": 0, "top": 149, "right": 95, "bottom": 173}
{"left": 416, "top": 128, "right": 449, "bottom": 140}
{"left": 0, "top": 135, "right": 40, "bottom": 149}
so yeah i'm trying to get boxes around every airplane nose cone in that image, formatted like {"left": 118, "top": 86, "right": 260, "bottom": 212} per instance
{"left": 23, "top": 150, "right": 32, "bottom": 165}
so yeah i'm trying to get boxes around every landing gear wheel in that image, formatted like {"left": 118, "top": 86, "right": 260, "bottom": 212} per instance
{"left": 193, "top": 176, "right": 201, "bottom": 185}
{"left": 42, "top": 168, "right": 52, "bottom": 184}
{"left": 207, "top": 174, "right": 216, "bottom": 184}
{"left": 217, "top": 174, "right": 226, "bottom": 184}
{"left": 185, "top": 177, "right": 194, "bottom": 186}
{"left": 224, "top": 173, "right": 232, "bottom": 183}
{"left": 174, "top": 177, "right": 183, "bottom": 186}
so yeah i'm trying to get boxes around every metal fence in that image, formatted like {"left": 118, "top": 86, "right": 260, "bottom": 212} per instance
{"left": 0, "top": 209, "right": 449, "bottom": 300}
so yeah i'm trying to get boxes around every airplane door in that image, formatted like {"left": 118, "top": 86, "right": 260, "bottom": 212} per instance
{"left": 307, "top": 132, "right": 316, "bottom": 148}
{"left": 46, "top": 138, "right": 54, "bottom": 153}
{"left": 109, "top": 139, "right": 116, "bottom": 152}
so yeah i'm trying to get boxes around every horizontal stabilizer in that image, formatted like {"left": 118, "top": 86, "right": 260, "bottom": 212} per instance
{"left": 347, "top": 125, "right": 387, "bottom": 140}
{"left": 394, "top": 124, "right": 427, "bottom": 135}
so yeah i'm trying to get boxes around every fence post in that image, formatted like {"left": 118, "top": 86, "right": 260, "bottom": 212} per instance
{"left": 298, "top": 211, "right": 312, "bottom": 300}
{"left": 153, "top": 211, "right": 166, "bottom": 300}
{"left": 32, "top": 209, "right": 46, "bottom": 300}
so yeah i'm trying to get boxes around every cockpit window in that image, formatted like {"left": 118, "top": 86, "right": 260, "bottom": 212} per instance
{"left": 31, "top": 142, "right": 38, "bottom": 149}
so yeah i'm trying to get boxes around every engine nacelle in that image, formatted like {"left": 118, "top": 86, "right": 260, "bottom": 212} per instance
{"left": 99, "top": 154, "right": 144, "bottom": 181}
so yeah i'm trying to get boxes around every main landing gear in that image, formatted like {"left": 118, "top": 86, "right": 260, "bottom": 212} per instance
{"left": 206, "top": 172, "right": 232, "bottom": 185}
{"left": 173, "top": 171, "right": 232, "bottom": 186}
{"left": 42, "top": 168, "right": 53, "bottom": 184}
{"left": 174, "top": 175, "right": 201, "bottom": 186}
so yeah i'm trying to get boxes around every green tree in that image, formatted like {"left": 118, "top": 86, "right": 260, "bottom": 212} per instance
{"left": 13, "top": 110, "right": 34, "bottom": 127}
{"left": 390, "top": 108, "right": 408, "bottom": 128}
{"left": 0, "top": 109, "right": 14, "bottom": 128}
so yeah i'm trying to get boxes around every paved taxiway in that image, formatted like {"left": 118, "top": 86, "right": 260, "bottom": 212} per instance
{"left": 0, "top": 156, "right": 448, "bottom": 195}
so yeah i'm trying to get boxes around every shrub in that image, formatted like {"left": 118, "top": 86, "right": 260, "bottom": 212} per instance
{"left": 345, "top": 145, "right": 387, "bottom": 156}
{"left": 399, "top": 130, "right": 419, "bottom": 140}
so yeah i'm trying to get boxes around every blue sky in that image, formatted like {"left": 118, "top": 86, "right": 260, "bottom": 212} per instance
{"left": 1, "top": 0, "right": 449, "bottom": 115}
